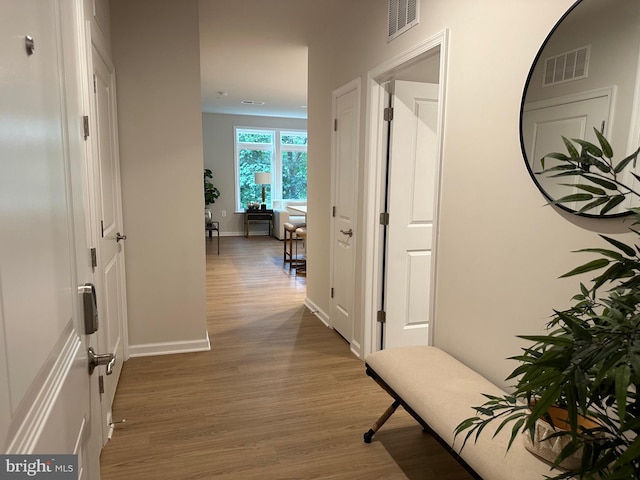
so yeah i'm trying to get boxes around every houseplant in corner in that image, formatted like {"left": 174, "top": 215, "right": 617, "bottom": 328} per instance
{"left": 455, "top": 129, "right": 640, "bottom": 479}
{"left": 204, "top": 168, "right": 220, "bottom": 206}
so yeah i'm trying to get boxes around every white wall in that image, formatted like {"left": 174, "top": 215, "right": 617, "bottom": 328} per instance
{"left": 308, "top": 0, "right": 636, "bottom": 387}
{"left": 202, "top": 113, "right": 307, "bottom": 235}
{"left": 110, "top": 0, "right": 209, "bottom": 353}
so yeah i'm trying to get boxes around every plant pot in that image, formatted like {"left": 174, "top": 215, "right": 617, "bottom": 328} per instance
{"left": 522, "top": 405, "right": 601, "bottom": 471}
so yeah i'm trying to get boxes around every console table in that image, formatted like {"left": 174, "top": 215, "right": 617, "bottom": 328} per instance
{"left": 244, "top": 209, "right": 274, "bottom": 237}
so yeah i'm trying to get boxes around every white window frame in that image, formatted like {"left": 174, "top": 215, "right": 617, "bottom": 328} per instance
{"left": 233, "top": 126, "right": 307, "bottom": 211}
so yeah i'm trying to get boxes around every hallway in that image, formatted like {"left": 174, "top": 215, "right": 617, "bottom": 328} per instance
{"left": 100, "top": 236, "right": 472, "bottom": 479}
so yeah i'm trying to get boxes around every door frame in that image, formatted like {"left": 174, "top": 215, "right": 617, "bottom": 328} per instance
{"left": 362, "top": 29, "right": 449, "bottom": 357}
{"left": 330, "top": 77, "right": 361, "bottom": 355}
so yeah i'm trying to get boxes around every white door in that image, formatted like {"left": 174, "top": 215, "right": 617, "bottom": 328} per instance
{"left": 330, "top": 83, "right": 360, "bottom": 344}
{"left": 384, "top": 81, "right": 441, "bottom": 348}
{"left": 90, "top": 40, "right": 127, "bottom": 444}
{"left": 0, "top": 0, "right": 98, "bottom": 477}
{"left": 522, "top": 94, "right": 610, "bottom": 212}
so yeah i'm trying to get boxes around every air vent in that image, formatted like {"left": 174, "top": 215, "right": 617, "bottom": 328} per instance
{"left": 388, "top": 0, "right": 419, "bottom": 42}
{"left": 543, "top": 45, "right": 590, "bottom": 87}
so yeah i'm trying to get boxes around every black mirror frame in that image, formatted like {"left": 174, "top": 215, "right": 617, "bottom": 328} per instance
{"left": 518, "top": 0, "right": 631, "bottom": 219}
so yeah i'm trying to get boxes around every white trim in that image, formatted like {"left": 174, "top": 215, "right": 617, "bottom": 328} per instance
{"left": 362, "top": 29, "right": 449, "bottom": 358}
{"left": 128, "top": 332, "right": 211, "bottom": 358}
{"left": 522, "top": 86, "right": 615, "bottom": 113}
{"left": 6, "top": 322, "right": 80, "bottom": 453}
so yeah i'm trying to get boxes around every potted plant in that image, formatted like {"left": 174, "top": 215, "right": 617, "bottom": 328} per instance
{"left": 455, "top": 129, "right": 640, "bottom": 479}
{"left": 204, "top": 168, "right": 220, "bottom": 206}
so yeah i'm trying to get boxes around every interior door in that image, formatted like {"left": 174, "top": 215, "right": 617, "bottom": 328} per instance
{"left": 91, "top": 39, "right": 127, "bottom": 444}
{"left": 0, "top": 0, "right": 97, "bottom": 477}
{"left": 330, "top": 84, "right": 359, "bottom": 344}
{"left": 384, "top": 81, "right": 440, "bottom": 349}
{"left": 522, "top": 95, "right": 610, "bottom": 211}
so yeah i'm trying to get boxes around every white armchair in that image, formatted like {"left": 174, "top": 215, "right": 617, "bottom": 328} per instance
{"left": 273, "top": 200, "right": 306, "bottom": 240}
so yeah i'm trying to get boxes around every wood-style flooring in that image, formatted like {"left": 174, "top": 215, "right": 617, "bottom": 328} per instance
{"left": 99, "top": 235, "right": 473, "bottom": 479}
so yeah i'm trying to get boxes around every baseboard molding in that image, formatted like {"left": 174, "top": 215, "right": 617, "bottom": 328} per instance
{"left": 304, "top": 297, "right": 330, "bottom": 328}
{"left": 128, "top": 332, "right": 211, "bottom": 358}
{"left": 204, "top": 231, "right": 272, "bottom": 237}
{"left": 304, "top": 298, "right": 362, "bottom": 359}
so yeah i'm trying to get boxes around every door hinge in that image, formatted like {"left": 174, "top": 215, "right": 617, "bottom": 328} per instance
{"left": 334, "top": 118, "right": 338, "bottom": 131}
{"left": 98, "top": 375, "right": 105, "bottom": 394}
{"left": 331, "top": 287, "right": 334, "bottom": 298}
{"left": 380, "top": 212, "right": 389, "bottom": 225}
{"left": 83, "top": 115, "right": 90, "bottom": 140}
{"left": 101, "top": 220, "right": 104, "bottom": 238}
{"left": 377, "top": 310, "right": 386, "bottom": 323}
{"left": 383, "top": 107, "right": 394, "bottom": 122}
{"left": 332, "top": 206, "right": 336, "bottom": 217}
{"left": 90, "top": 247, "right": 97, "bottom": 269}
{"left": 600, "top": 120, "right": 606, "bottom": 134}
{"left": 93, "top": 74, "right": 97, "bottom": 94}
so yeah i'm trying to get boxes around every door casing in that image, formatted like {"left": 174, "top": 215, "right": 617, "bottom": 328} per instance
{"left": 362, "top": 30, "right": 449, "bottom": 357}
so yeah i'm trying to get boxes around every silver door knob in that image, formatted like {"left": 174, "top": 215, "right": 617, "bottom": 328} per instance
{"left": 88, "top": 347, "right": 116, "bottom": 375}
{"left": 116, "top": 232, "right": 127, "bottom": 242}
{"left": 340, "top": 228, "right": 353, "bottom": 237}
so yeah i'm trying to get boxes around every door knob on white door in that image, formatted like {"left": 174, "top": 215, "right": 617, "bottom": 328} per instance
{"left": 88, "top": 347, "right": 116, "bottom": 375}
{"left": 116, "top": 232, "right": 127, "bottom": 242}
{"left": 340, "top": 228, "right": 353, "bottom": 237}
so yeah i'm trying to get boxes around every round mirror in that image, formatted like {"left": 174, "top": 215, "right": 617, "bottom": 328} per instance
{"left": 520, "top": 0, "right": 640, "bottom": 217}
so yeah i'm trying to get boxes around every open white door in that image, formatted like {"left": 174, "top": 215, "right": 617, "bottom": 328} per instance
{"left": 88, "top": 33, "right": 128, "bottom": 444}
{"left": 330, "top": 81, "right": 360, "bottom": 348}
{"left": 384, "top": 81, "right": 441, "bottom": 349}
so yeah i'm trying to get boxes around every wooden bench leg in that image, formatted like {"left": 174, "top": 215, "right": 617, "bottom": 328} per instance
{"left": 363, "top": 399, "right": 401, "bottom": 443}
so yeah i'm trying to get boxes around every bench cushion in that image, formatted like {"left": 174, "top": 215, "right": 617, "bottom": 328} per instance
{"left": 366, "top": 346, "right": 560, "bottom": 480}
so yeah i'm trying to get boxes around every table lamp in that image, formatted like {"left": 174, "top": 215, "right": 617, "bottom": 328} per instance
{"left": 254, "top": 172, "right": 271, "bottom": 208}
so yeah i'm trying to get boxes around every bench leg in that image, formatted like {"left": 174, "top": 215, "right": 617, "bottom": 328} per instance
{"left": 363, "top": 399, "right": 401, "bottom": 443}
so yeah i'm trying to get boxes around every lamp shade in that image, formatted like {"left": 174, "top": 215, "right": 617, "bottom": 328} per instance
{"left": 254, "top": 172, "right": 272, "bottom": 185}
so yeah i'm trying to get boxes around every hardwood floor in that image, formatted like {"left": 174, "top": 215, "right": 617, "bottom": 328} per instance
{"left": 100, "top": 235, "right": 473, "bottom": 479}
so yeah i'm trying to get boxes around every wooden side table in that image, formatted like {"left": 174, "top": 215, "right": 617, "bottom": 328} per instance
{"left": 244, "top": 209, "right": 274, "bottom": 237}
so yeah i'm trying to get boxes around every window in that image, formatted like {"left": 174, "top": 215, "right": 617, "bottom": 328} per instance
{"left": 234, "top": 127, "right": 307, "bottom": 211}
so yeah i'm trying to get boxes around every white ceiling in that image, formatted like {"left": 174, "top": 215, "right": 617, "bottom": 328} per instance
{"left": 198, "top": 0, "right": 353, "bottom": 119}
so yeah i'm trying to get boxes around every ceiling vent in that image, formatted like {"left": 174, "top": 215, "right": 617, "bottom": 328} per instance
{"left": 543, "top": 45, "right": 590, "bottom": 87}
{"left": 388, "top": 0, "right": 419, "bottom": 42}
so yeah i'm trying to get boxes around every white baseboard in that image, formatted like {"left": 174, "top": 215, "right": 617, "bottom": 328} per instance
{"left": 204, "top": 231, "right": 273, "bottom": 237}
{"left": 128, "top": 332, "right": 211, "bottom": 357}
{"left": 304, "top": 298, "right": 362, "bottom": 359}
{"left": 304, "top": 297, "right": 330, "bottom": 327}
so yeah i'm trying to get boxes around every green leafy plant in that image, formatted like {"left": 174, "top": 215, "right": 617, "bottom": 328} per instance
{"left": 539, "top": 129, "right": 640, "bottom": 215}
{"left": 455, "top": 130, "right": 640, "bottom": 479}
{"left": 204, "top": 168, "right": 220, "bottom": 205}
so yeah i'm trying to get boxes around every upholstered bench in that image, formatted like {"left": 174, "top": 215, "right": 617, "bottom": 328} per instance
{"left": 364, "top": 346, "right": 560, "bottom": 480}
